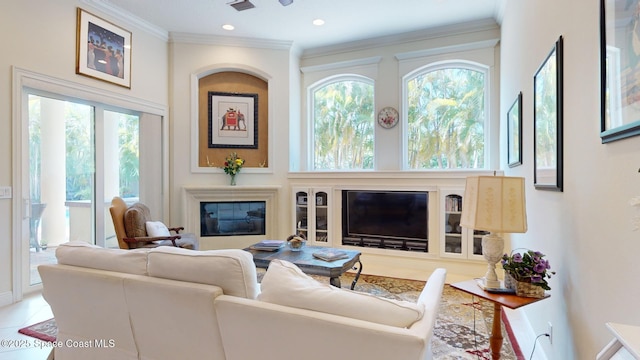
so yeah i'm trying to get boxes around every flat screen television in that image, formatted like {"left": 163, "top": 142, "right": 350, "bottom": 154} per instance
{"left": 342, "top": 190, "right": 428, "bottom": 241}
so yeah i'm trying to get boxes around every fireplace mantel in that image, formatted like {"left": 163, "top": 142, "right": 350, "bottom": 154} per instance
{"left": 183, "top": 185, "right": 281, "bottom": 250}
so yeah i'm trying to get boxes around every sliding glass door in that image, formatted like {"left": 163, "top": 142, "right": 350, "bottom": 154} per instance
{"left": 23, "top": 93, "right": 162, "bottom": 288}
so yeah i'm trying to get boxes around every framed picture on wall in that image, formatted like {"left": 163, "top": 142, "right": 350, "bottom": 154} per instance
{"left": 76, "top": 8, "right": 132, "bottom": 88}
{"left": 534, "top": 36, "right": 563, "bottom": 191}
{"left": 600, "top": 0, "right": 640, "bottom": 143}
{"left": 507, "top": 92, "right": 523, "bottom": 167}
{"left": 208, "top": 92, "right": 259, "bottom": 149}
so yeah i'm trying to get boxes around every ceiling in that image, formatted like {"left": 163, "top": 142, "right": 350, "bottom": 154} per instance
{"left": 99, "top": 0, "right": 504, "bottom": 51}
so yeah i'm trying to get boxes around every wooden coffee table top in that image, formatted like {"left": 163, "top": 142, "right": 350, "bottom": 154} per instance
{"left": 244, "top": 244, "right": 361, "bottom": 279}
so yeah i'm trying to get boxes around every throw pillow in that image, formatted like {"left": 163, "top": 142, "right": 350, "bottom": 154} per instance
{"left": 257, "top": 259, "right": 424, "bottom": 328}
{"left": 124, "top": 203, "right": 151, "bottom": 238}
{"left": 146, "top": 221, "right": 170, "bottom": 237}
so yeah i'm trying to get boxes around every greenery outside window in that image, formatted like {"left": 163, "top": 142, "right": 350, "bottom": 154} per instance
{"left": 311, "top": 76, "right": 374, "bottom": 170}
{"left": 405, "top": 63, "right": 488, "bottom": 169}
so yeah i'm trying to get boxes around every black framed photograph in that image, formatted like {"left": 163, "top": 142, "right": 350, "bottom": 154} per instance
{"left": 208, "top": 92, "right": 258, "bottom": 149}
{"left": 534, "top": 36, "right": 563, "bottom": 191}
{"left": 76, "top": 8, "right": 131, "bottom": 88}
{"left": 600, "top": 0, "right": 640, "bottom": 143}
{"left": 507, "top": 92, "right": 523, "bottom": 167}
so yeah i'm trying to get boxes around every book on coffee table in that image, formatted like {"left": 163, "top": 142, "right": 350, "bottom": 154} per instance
{"left": 250, "top": 240, "right": 285, "bottom": 251}
{"left": 312, "top": 249, "right": 349, "bottom": 261}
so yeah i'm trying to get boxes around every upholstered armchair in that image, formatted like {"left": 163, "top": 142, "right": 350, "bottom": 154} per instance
{"left": 109, "top": 196, "right": 197, "bottom": 250}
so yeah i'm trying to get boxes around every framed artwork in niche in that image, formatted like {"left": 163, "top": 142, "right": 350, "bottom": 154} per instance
{"left": 208, "top": 92, "right": 258, "bottom": 149}
{"left": 534, "top": 36, "right": 563, "bottom": 192}
{"left": 600, "top": 0, "right": 640, "bottom": 143}
{"left": 507, "top": 92, "right": 523, "bottom": 167}
{"left": 76, "top": 8, "right": 131, "bottom": 88}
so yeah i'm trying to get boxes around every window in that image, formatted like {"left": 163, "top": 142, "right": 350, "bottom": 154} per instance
{"left": 310, "top": 76, "right": 374, "bottom": 170}
{"left": 405, "top": 63, "right": 488, "bottom": 169}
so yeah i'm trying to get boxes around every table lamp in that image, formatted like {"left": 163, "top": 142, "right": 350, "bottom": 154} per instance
{"left": 460, "top": 175, "right": 527, "bottom": 289}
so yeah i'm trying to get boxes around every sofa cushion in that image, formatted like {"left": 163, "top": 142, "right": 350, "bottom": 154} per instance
{"left": 55, "top": 241, "right": 150, "bottom": 275}
{"left": 147, "top": 247, "right": 259, "bottom": 299}
{"left": 145, "top": 221, "right": 170, "bottom": 237}
{"left": 124, "top": 203, "right": 150, "bottom": 238}
{"left": 257, "top": 259, "right": 424, "bottom": 328}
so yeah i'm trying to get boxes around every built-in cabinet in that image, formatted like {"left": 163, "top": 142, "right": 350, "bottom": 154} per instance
{"left": 292, "top": 187, "right": 331, "bottom": 245}
{"left": 439, "top": 187, "right": 486, "bottom": 260}
{"left": 289, "top": 184, "right": 490, "bottom": 261}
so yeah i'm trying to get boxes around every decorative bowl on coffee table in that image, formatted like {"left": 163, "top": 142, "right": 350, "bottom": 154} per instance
{"left": 286, "top": 235, "right": 306, "bottom": 251}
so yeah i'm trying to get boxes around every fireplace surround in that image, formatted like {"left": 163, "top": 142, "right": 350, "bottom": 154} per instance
{"left": 183, "top": 185, "right": 280, "bottom": 249}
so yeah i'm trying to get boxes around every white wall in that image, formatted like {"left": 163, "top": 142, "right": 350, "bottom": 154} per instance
{"left": 167, "top": 39, "right": 293, "bottom": 234}
{"left": 500, "top": 0, "right": 640, "bottom": 358}
{"left": 0, "top": 0, "right": 168, "bottom": 303}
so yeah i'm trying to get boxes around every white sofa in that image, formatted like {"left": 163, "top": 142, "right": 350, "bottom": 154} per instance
{"left": 39, "top": 241, "right": 447, "bottom": 360}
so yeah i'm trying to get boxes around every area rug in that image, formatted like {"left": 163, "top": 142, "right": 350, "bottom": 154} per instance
{"left": 259, "top": 270, "right": 522, "bottom": 360}
{"left": 20, "top": 273, "right": 522, "bottom": 359}
{"left": 337, "top": 273, "right": 523, "bottom": 360}
{"left": 18, "top": 318, "right": 57, "bottom": 342}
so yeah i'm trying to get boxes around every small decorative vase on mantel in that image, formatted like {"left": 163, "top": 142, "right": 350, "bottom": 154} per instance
{"left": 221, "top": 152, "right": 244, "bottom": 186}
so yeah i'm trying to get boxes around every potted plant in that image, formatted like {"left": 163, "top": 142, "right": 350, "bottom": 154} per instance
{"left": 501, "top": 250, "right": 555, "bottom": 298}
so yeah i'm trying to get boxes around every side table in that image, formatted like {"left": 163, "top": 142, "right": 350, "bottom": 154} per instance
{"left": 451, "top": 279, "right": 550, "bottom": 360}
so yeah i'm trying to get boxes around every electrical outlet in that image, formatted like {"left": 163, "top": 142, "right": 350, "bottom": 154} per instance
{"left": 547, "top": 322, "right": 553, "bottom": 344}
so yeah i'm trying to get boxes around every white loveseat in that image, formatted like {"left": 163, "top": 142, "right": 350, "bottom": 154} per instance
{"left": 39, "top": 241, "right": 446, "bottom": 360}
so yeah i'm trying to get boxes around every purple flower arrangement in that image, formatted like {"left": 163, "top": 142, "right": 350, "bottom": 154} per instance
{"left": 501, "top": 250, "right": 556, "bottom": 290}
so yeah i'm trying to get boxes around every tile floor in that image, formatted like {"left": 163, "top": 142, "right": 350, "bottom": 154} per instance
{"left": 0, "top": 292, "right": 54, "bottom": 359}
{"left": 1, "top": 246, "right": 57, "bottom": 359}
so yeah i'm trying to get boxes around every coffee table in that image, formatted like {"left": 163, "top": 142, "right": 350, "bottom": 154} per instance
{"left": 244, "top": 244, "right": 362, "bottom": 289}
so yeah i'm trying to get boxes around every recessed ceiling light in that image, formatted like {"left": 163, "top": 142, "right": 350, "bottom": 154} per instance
{"left": 312, "top": 19, "right": 325, "bottom": 26}
{"left": 222, "top": 24, "right": 235, "bottom": 31}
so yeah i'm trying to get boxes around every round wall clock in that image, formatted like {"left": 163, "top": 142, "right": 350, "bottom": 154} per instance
{"left": 377, "top": 107, "right": 399, "bottom": 129}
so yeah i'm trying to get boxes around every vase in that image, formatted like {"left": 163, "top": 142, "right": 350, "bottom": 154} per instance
{"left": 515, "top": 280, "right": 545, "bottom": 298}
{"left": 229, "top": 174, "right": 236, "bottom": 186}
{"left": 504, "top": 273, "right": 517, "bottom": 290}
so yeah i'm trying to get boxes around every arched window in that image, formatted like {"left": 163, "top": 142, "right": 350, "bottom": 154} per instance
{"left": 310, "top": 76, "right": 375, "bottom": 170}
{"left": 405, "top": 62, "right": 489, "bottom": 169}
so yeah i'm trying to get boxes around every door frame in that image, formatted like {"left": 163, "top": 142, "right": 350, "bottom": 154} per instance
{"left": 11, "top": 67, "right": 169, "bottom": 301}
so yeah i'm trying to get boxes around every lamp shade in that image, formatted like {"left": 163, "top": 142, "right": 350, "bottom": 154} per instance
{"left": 460, "top": 176, "right": 527, "bottom": 233}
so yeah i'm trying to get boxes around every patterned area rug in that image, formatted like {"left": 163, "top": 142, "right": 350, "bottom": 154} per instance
{"left": 21, "top": 272, "right": 521, "bottom": 359}
{"left": 18, "top": 318, "right": 57, "bottom": 342}
{"left": 325, "top": 272, "right": 522, "bottom": 360}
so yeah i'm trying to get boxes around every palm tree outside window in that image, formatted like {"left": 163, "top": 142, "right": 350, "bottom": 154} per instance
{"left": 311, "top": 77, "right": 375, "bottom": 170}
{"left": 406, "top": 64, "right": 488, "bottom": 169}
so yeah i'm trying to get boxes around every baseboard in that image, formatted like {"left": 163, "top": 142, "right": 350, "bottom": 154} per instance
{"left": 0, "top": 291, "right": 14, "bottom": 308}
{"left": 503, "top": 308, "right": 549, "bottom": 360}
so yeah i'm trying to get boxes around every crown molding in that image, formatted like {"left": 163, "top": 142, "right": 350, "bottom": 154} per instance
{"left": 80, "top": 0, "right": 169, "bottom": 41}
{"left": 300, "top": 56, "right": 382, "bottom": 73}
{"left": 394, "top": 39, "right": 499, "bottom": 61}
{"left": 301, "top": 18, "right": 499, "bottom": 59}
{"left": 169, "top": 32, "right": 293, "bottom": 51}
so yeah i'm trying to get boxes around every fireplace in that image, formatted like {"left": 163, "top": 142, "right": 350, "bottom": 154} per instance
{"left": 200, "top": 201, "right": 266, "bottom": 236}
{"left": 183, "top": 185, "right": 280, "bottom": 250}
{"left": 342, "top": 190, "right": 429, "bottom": 252}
